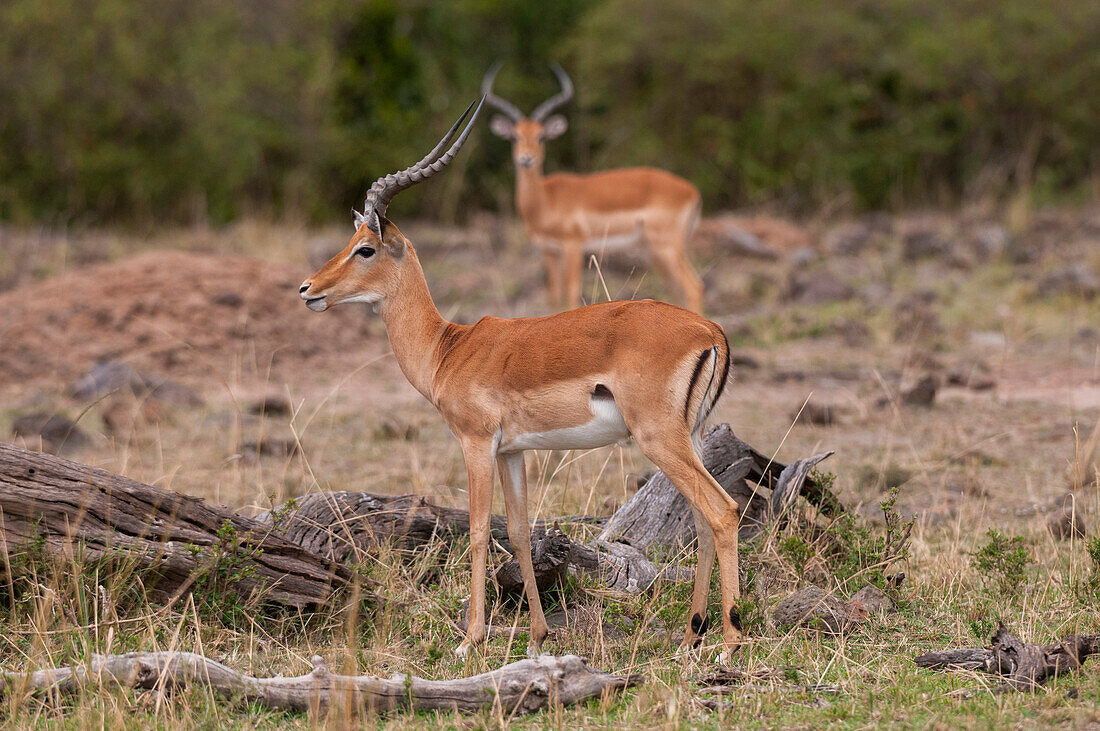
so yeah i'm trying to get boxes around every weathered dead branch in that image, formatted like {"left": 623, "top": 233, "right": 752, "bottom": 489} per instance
{"left": 597, "top": 424, "right": 840, "bottom": 551}
{"left": 0, "top": 443, "right": 351, "bottom": 607}
{"left": 915, "top": 625, "right": 1100, "bottom": 691}
{"left": 0, "top": 651, "right": 638, "bottom": 715}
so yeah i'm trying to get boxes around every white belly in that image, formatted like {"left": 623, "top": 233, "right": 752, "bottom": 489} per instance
{"left": 499, "top": 397, "right": 630, "bottom": 452}
{"left": 583, "top": 230, "right": 644, "bottom": 254}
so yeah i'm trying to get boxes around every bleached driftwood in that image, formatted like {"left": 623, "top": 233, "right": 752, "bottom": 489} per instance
{"left": 0, "top": 651, "right": 638, "bottom": 715}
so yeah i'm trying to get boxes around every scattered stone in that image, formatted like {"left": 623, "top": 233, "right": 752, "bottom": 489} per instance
{"left": 248, "top": 396, "right": 292, "bottom": 417}
{"left": 145, "top": 380, "right": 203, "bottom": 407}
{"left": 901, "top": 375, "right": 938, "bottom": 408}
{"left": 860, "top": 282, "right": 893, "bottom": 306}
{"left": 1073, "top": 327, "right": 1099, "bottom": 345}
{"left": 849, "top": 585, "right": 896, "bottom": 616}
{"left": 789, "top": 247, "right": 818, "bottom": 267}
{"left": 892, "top": 291, "right": 942, "bottom": 343}
{"left": 12, "top": 412, "right": 91, "bottom": 455}
{"left": 823, "top": 221, "right": 874, "bottom": 256}
{"left": 785, "top": 271, "right": 855, "bottom": 305}
{"left": 242, "top": 438, "right": 299, "bottom": 458}
{"left": 945, "top": 475, "right": 989, "bottom": 499}
{"left": 946, "top": 362, "right": 996, "bottom": 390}
{"left": 374, "top": 417, "right": 419, "bottom": 441}
{"left": 857, "top": 464, "right": 912, "bottom": 491}
{"left": 773, "top": 586, "right": 868, "bottom": 634}
{"left": 904, "top": 350, "right": 943, "bottom": 372}
{"left": 730, "top": 353, "right": 760, "bottom": 370}
{"left": 794, "top": 401, "right": 836, "bottom": 426}
{"left": 831, "top": 318, "right": 871, "bottom": 347}
{"left": 69, "top": 360, "right": 202, "bottom": 407}
{"left": 721, "top": 226, "right": 781, "bottom": 260}
{"left": 948, "top": 448, "right": 1003, "bottom": 467}
{"left": 902, "top": 229, "right": 952, "bottom": 261}
{"left": 1047, "top": 493, "right": 1087, "bottom": 540}
{"left": 969, "top": 224, "right": 1009, "bottom": 261}
{"left": 969, "top": 331, "right": 1007, "bottom": 349}
{"left": 101, "top": 397, "right": 168, "bottom": 435}
{"left": 1036, "top": 265, "right": 1100, "bottom": 300}
{"left": 70, "top": 360, "right": 146, "bottom": 400}
{"left": 210, "top": 291, "right": 243, "bottom": 308}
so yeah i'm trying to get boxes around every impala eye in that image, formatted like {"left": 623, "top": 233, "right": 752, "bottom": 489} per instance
{"left": 356, "top": 246, "right": 376, "bottom": 259}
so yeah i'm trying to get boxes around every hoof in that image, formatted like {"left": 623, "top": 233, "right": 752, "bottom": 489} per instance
{"left": 526, "top": 643, "right": 540, "bottom": 659}
{"left": 674, "top": 641, "right": 700, "bottom": 661}
{"left": 716, "top": 647, "right": 740, "bottom": 665}
{"left": 455, "top": 641, "right": 472, "bottom": 659}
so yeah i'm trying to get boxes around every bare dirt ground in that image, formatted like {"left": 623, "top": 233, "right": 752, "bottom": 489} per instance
{"left": 1, "top": 208, "right": 1099, "bottom": 726}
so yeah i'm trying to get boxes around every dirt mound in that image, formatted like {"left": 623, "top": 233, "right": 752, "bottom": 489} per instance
{"left": 0, "top": 251, "right": 374, "bottom": 391}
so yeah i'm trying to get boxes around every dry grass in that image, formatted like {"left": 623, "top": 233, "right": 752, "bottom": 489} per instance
{"left": 2, "top": 210, "right": 1100, "bottom": 727}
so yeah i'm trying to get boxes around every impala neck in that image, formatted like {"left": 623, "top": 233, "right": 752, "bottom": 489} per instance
{"left": 378, "top": 245, "right": 448, "bottom": 402}
{"left": 515, "top": 163, "right": 545, "bottom": 223}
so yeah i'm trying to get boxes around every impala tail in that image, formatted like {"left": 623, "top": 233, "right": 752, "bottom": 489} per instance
{"left": 686, "top": 332, "right": 732, "bottom": 445}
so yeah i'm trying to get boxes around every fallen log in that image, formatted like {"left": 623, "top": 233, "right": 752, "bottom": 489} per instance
{"left": 0, "top": 651, "right": 638, "bottom": 715}
{"left": 264, "top": 424, "right": 839, "bottom": 595}
{"left": 258, "top": 490, "right": 600, "bottom": 562}
{"left": 267, "top": 491, "right": 677, "bottom": 594}
{"left": 914, "top": 625, "right": 1100, "bottom": 691}
{"left": 0, "top": 443, "right": 351, "bottom": 608}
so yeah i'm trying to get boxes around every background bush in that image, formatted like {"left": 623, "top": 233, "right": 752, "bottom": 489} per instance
{"left": 0, "top": 0, "right": 1095, "bottom": 225}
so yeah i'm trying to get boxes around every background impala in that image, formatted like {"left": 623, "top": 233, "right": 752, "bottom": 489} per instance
{"left": 483, "top": 64, "right": 706, "bottom": 313}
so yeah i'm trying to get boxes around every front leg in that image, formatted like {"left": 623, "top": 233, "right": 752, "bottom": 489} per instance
{"left": 561, "top": 240, "right": 584, "bottom": 310}
{"left": 455, "top": 438, "right": 495, "bottom": 658}
{"left": 497, "top": 451, "right": 549, "bottom": 657}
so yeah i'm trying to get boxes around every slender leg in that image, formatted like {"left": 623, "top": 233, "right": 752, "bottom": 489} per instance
{"left": 678, "top": 505, "right": 717, "bottom": 653}
{"left": 541, "top": 245, "right": 563, "bottom": 310}
{"left": 635, "top": 433, "right": 742, "bottom": 661}
{"left": 497, "top": 452, "right": 549, "bottom": 657}
{"left": 455, "top": 439, "right": 495, "bottom": 658}
{"left": 561, "top": 241, "right": 584, "bottom": 310}
{"left": 652, "top": 243, "right": 704, "bottom": 314}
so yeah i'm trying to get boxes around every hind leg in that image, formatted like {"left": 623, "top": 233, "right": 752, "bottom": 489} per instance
{"left": 649, "top": 233, "right": 704, "bottom": 313}
{"left": 633, "top": 427, "right": 741, "bottom": 659}
{"left": 678, "top": 505, "right": 717, "bottom": 653}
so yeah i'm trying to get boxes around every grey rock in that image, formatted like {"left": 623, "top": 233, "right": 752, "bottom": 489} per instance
{"left": 12, "top": 412, "right": 91, "bottom": 455}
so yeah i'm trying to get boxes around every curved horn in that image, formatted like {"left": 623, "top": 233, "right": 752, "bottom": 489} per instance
{"left": 530, "top": 63, "right": 574, "bottom": 122}
{"left": 480, "top": 62, "right": 524, "bottom": 122}
{"left": 360, "top": 97, "right": 485, "bottom": 227}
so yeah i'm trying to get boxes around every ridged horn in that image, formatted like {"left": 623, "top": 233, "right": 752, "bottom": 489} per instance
{"left": 480, "top": 62, "right": 524, "bottom": 122}
{"left": 359, "top": 97, "right": 485, "bottom": 228}
{"left": 530, "top": 63, "right": 574, "bottom": 122}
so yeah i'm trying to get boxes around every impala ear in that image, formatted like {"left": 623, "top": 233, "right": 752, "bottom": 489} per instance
{"left": 375, "top": 213, "right": 406, "bottom": 257}
{"left": 489, "top": 115, "right": 516, "bottom": 139}
{"left": 353, "top": 209, "right": 368, "bottom": 230}
{"left": 542, "top": 115, "right": 568, "bottom": 139}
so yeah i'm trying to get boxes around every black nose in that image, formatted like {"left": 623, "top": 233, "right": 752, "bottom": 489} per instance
{"left": 299, "top": 283, "right": 310, "bottom": 294}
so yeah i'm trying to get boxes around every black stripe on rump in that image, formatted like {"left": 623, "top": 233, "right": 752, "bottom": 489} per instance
{"left": 684, "top": 349, "right": 713, "bottom": 421}
{"left": 711, "top": 332, "right": 732, "bottom": 410}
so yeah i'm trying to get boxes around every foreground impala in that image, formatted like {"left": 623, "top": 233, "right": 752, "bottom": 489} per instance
{"left": 483, "top": 64, "right": 705, "bottom": 313}
{"left": 299, "top": 99, "right": 743, "bottom": 661}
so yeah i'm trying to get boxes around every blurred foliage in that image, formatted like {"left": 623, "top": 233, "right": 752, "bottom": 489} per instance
{"left": 0, "top": 0, "right": 1095, "bottom": 225}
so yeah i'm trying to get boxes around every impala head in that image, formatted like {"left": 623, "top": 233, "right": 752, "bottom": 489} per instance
{"left": 482, "top": 63, "right": 572, "bottom": 170}
{"left": 299, "top": 98, "right": 484, "bottom": 312}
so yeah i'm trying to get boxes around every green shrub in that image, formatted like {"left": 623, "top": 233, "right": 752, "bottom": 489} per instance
{"left": 971, "top": 529, "right": 1032, "bottom": 595}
